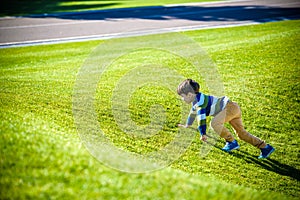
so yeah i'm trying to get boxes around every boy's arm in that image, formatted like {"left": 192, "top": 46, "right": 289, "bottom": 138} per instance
{"left": 186, "top": 107, "right": 197, "bottom": 126}
{"left": 178, "top": 107, "right": 196, "bottom": 128}
{"left": 197, "top": 107, "right": 207, "bottom": 136}
{"left": 196, "top": 93, "right": 209, "bottom": 136}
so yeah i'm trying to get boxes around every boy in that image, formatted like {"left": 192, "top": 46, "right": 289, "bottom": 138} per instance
{"left": 177, "top": 79, "right": 275, "bottom": 159}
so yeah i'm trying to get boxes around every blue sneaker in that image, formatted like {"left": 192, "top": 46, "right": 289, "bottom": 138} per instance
{"left": 222, "top": 140, "right": 240, "bottom": 152}
{"left": 258, "top": 144, "right": 275, "bottom": 159}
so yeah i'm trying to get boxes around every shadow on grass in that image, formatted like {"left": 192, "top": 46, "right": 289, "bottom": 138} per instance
{"left": 188, "top": 127, "right": 299, "bottom": 181}
{"left": 1, "top": 0, "right": 121, "bottom": 16}
{"left": 228, "top": 148, "right": 300, "bottom": 181}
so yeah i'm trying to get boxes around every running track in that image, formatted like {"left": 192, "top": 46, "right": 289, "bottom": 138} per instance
{"left": 0, "top": 0, "right": 299, "bottom": 48}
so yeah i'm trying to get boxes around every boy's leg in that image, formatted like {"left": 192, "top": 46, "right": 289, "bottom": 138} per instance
{"left": 210, "top": 105, "right": 235, "bottom": 142}
{"left": 228, "top": 103, "right": 267, "bottom": 149}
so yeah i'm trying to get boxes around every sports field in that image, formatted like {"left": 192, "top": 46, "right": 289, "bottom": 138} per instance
{"left": 0, "top": 19, "right": 299, "bottom": 199}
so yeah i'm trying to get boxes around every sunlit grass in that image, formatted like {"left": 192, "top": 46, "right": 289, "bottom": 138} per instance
{"left": 0, "top": 20, "right": 299, "bottom": 199}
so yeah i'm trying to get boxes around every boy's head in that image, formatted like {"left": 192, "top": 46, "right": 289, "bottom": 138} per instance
{"left": 177, "top": 79, "right": 200, "bottom": 95}
{"left": 177, "top": 79, "right": 200, "bottom": 104}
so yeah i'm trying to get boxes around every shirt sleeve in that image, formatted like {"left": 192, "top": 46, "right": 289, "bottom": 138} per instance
{"left": 185, "top": 93, "right": 208, "bottom": 135}
{"left": 196, "top": 93, "right": 208, "bottom": 135}
{"left": 197, "top": 107, "right": 207, "bottom": 135}
{"left": 186, "top": 106, "right": 196, "bottom": 126}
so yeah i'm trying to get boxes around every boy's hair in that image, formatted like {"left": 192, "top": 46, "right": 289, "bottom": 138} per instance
{"left": 177, "top": 79, "right": 200, "bottom": 95}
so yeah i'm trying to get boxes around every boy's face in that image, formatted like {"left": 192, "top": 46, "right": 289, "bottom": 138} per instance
{"left": 180, "top": 92, "right": 196, "bottom": 104}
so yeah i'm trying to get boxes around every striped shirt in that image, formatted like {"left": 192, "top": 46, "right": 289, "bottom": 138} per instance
{"left": 186, "top": 93, "right": 230, "bottom": 135}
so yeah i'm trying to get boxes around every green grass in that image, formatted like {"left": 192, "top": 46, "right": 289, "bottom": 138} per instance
{"left": 1, "top": 0, "right": 220, "bottom": 17}
{"left": 1, "top": 20, "right": 299, "bottom": 199}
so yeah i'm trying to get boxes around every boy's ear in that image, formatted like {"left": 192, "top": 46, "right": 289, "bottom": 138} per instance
{"left": 187, "top": 92, "right": 195, "bottom": 98}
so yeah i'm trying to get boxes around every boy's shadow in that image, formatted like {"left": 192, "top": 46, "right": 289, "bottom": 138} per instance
{"left": 188, "top": 127, "right": 300, "bottom": 181}
{"left": 210, "top": 142, "right": 300, "bottom": 181}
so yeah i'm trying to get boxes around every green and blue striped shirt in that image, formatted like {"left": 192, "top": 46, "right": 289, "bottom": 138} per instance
{"left": 187, "top": 93, "right": 230, "bottom": 135}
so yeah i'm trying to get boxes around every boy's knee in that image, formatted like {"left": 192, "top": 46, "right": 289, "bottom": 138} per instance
{"left": 210, "top": 119, "right": 222, "bottom": 132}
{"left": 210, "top": 119, "right": 218, "bottom": 129}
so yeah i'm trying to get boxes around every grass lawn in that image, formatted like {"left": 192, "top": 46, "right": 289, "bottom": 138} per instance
{"left": 1, "top": 0, "right": 220, "bottom": 17}
{"left": 0, "top": 20, "right": 299, "bottom": 199}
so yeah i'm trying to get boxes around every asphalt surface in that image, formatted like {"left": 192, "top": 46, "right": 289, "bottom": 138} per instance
{"left": 0, "top": 0, "right": 299, "bottom": 48}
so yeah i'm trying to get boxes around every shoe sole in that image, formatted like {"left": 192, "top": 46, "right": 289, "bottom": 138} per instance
{"left": 258, "top": 148, "right": 275, "bottom": 159}
{"left": 222, "top": 145, "right": 240, "bottom": 152}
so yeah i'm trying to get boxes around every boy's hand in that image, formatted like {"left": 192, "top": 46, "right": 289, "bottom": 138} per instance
{"left": 200, "top": 135, "right": 208, "bottom": 142}
{"left": 178, "top": 124, "right": 190, "bottom": 128}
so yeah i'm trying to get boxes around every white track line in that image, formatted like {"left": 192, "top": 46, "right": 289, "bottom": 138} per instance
{"left": 0, "top": 17, "right": 296, "bottom": 49}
